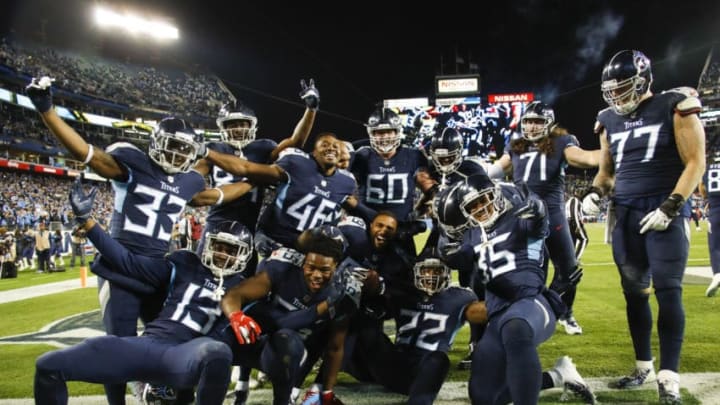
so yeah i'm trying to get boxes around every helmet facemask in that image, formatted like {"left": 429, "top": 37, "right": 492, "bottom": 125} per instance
{"left": 148, "top": 130, "right": 201, "bottom": 174}
{"left": 369, "top": 128, "right": 401, "bottom": 154}
{"left": 201, "top": 229, "right": 252, "bottom": 278}
{"left": 601, "top": 76, "right": 648, "bottom": 115}
{"left": 413, "top": 258, "right": 451, "bottom": 296}
{"left": 461, "top": 185, "right": 503, "bottom": 229}
{"left": 218, "top": 117, "right": 258, "bottom": 149}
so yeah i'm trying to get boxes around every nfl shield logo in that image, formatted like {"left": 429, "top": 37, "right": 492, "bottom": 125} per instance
{"left": 321, "top": 180, "right": 327, "bottom": 187}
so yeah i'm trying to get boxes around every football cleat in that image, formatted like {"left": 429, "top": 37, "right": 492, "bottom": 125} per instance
{"left": 608, "top": 367, "right": 656, "bottom": 389}
{"left": 706, "top": 273, "right": 720, "bottom": 297}
{"left": 657, "top": 369, "right": 682, "bottom": 404}
{"left": 142, "top": 383, "right": 176, "bottom": 404}
{"left": 553, "top": 356, "right": 597, "bottom": 404}
{"left": 558, "top": 316, "right": 583, "bottom": 335}
{"left": 457, "top": 343, "right": 474, "bottom": 370}
{"left": 248, "top": 371, "right": 269, "bottom": 389}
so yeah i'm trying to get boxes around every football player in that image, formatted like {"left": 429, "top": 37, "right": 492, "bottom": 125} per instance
{"left": 423, "top": 126, "right": 489, "bottom": 368}
{"left": 205, "top": 132, "right": 357, "bottom": 254}
{"left": 582, "top": 50, "right": 705, "bottom": 403}
{"left": 35, "top": 181, "right": 255, "bottom": 405}
{"left": 701, "top": 150, "right": 720, "bottom": 297}
{"left": 487, "top": 101, "right": 599, "bottom": 335}
{"left": 435, "top": 175, "right": 592, "bottom": 404}
{"left": 219, "top": 227, "right": 363, "bottom": 405}
{"left": 349, "top": 107, "right": 437, "bottom": 248}
{"left": 204, "top": 79, "right": 319, "bottom": 249}
{"left": 25, "top": 76, "right": 250, "bottom": 403}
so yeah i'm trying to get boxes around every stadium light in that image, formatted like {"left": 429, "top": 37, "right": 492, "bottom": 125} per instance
{"left": 93, "top": 6, "right": 179, "bottom": 41}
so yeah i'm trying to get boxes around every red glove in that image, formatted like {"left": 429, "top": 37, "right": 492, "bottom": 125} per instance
{"left": 229, "top": 310, "right": 261, "bottom": 344}
{"left": 321, "top": 390, "right": 344, "bottom": 404}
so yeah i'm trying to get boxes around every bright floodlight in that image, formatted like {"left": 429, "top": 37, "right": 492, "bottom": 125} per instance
{"left": 93, "top": 6, "right": 179, "bottom": 41}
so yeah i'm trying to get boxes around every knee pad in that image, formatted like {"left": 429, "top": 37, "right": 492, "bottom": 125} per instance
{"left": 270, "top": 329, "right": 305, "bottom": 364}
{"left": 500, "top": 319, "right": 533, "bottom": 349}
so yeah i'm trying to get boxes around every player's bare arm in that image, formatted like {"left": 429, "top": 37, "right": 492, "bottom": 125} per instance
{"left": 672, "top": 112, "right": 706, "bottom": 199}
{"left": 592, "top": 128, "right": 615, "bottom": 195}
{"left": 464, "top": 300, "right": 488, "bottom": 325}
{"left": 188, "top": 181, "right": 254, "bottom": 207}
{"left": 220, "top": 271, "right": 273, "bottom": 316}
{"left": 39, "top": 110, "right": 127, "bottom": 180}
{"left": 565, "top": 145, "right": 601, "bottom": 169}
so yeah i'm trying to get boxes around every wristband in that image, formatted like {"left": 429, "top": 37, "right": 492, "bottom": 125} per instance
{"left": 83, "top": 145, "right": 94, "bottom": 165}
{"left": 213, "top": 187, "right": 225, "bottom": 206}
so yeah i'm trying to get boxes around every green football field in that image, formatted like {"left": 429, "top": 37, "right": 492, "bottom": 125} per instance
{"left": 0, "top": 222, "right": 717, "bottom": 403}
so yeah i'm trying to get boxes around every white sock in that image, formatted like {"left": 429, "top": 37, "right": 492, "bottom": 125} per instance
{"left": 636, "top": 359, "right": 654, "bottom": 370}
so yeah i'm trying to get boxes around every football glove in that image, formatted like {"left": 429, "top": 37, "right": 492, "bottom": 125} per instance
{"left": 515, "top": 196, "right": 546, "bottom": 220}
{"left": 326, "top": 263, "right": 363, "bottom": 318}
{"left": 26, "top": 76, "right": 55, "bottom": 113}
{"left": 581, "top": 187, "right": 602, "bottom": 216}
{"left": 639, "top": 193, "right": 684, "bottom": 234}
{"left": 69, "top": 178, "right": 98, "bottom": 225}
{"left": 229, "top": 310, "right": 261, "bottom": 344}
{"left": 299, "top": 78, "right": 320, "bottom": 110}
{"left": 549, "top": 266, "right": 583, "bottom": 296}
{"left": 196, "top": 142, "right": 209, "bottom": 160}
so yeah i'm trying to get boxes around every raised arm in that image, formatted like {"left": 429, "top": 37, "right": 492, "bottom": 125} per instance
{"left": 26, "top": 77, "right": 127, "bottom": 181}
{"left": 206, "top": 149, "right": 287, "bottom": 185}
{"left": 269, "top": 79, "right": 319, "bottom": 161}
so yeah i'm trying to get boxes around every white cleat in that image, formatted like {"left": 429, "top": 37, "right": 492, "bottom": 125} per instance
{"left": 558, "top": 316, "right": 583, "bottom": 335}
{"left": 553, "top": 356, "right": 597, "bottom": 404}
{"left": 657, "top": 369, "right": 682, "bottom": 404}
{"left": 706, "top": 273, "right": 720, "bottom": 297}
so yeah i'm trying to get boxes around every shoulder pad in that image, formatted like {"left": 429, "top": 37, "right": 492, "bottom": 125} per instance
{"left": 338, "top": 215, "right": 366, "bottom": 229}
{"left": 268, "top": 247, "right": 305, "bottom": 267}
{"left": 666, "top": 86, "right": 699, "bottom": 98}
{"left": 336, "top": 168, "right": 357, "bottom": 181}
{"left": 105, "top": 142, "right": 143, "bottom": 154}
{"left": 277, "top": 147, "right": 308, "bottom": 159}
{"left": 593, "top": 120, "right": 604, "bottom": 134}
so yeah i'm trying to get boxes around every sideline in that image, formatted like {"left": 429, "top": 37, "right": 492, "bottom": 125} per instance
{"left": 0, "top": 276, "right": 97, "bottom": 304}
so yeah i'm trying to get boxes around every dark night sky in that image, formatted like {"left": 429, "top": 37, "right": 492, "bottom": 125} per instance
{"left": 2, "top": 0, "right": 720, "bottom": 151}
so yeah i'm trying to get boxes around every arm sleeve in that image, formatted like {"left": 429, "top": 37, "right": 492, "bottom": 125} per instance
{"left": 86, "top": 224, "right": 171, "bottom": 288}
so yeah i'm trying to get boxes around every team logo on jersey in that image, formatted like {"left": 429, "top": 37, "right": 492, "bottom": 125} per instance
{"left": 0, "top": 310, "right": 119, "bottom": 348}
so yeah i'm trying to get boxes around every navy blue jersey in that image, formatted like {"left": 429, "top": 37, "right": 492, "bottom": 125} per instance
{"left": 236, "top": 255, "right": 336, "bottom": 345}
{"left": 393, "top": 287, "right": 477, "bottom": 353}
{"left": 596, "top": 91, "right": 689, "bottom": 199}
{"left": 259, "top": 148, "right": 356, "bottom": 248}
{"left": 430, "top": 157, "right": 488, "bottom": 190}
{"left": 457, "top": 185, "right": 548, "bottom": 318}
{"left": 107, "top": 143, "right": 206, "bottom": 257}
{"left": 85, "top": 225, "right": 244, "bottom": 341}
{"left": 351, "top": 145, "right": 428, "bottom": 221}
{"left": 507, "top": 135, "right": 577, "bottom": 208}
{"left": 205, "top": 139, "right": 277, "bottom": 229}
{"left": 705, "top": 161, "right": 720, "bottom": 217}
{"left": 338, "top": 215, "right": 415, "bottom": 297}
{"left": 145, "top": 251, "right": 245, "bottom": 341}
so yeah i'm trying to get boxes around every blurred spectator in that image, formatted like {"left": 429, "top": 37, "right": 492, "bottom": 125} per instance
{"left": 33, "top": 222, "right": 50, "bottom": 273}
{"left": 69, "top": 226, "right": 87, "bottom": 268}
